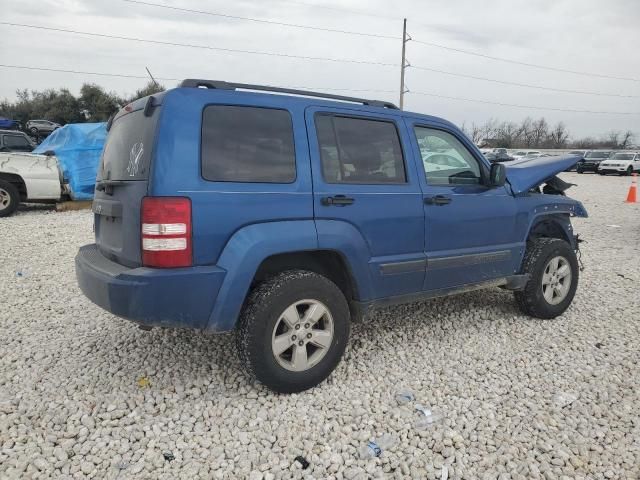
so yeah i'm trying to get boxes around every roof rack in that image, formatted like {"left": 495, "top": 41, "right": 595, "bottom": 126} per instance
{"left": 179, "top": 79, "right": 398, "bottom": 109}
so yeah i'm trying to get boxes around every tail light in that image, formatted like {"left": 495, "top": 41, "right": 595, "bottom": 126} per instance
{"left": 141, "top": 197, "right": 192, "bottom": 268}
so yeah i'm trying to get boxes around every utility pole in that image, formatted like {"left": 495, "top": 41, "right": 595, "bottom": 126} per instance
{"left": 399, "top": 18, "right": 409, "bottom": 110}
{"left": 145, "top": 66, "right": 160, "bottom": 88}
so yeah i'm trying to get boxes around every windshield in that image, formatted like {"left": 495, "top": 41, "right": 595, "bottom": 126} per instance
{"left": 585, "top": 151, "right": 610, "bottom": 159}
{"left": 514, "top": 151, "right": 526, "bottom": 155}
{"left": 568, "top": 151, "right": 583, "bottom": 155}
{"left": 611, "top": 153, "right": 635, "bottom": 160}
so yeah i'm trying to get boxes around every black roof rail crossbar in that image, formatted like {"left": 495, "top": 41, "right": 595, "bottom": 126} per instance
{"left": 179, "top": 79, "right": 398, "bottom": 109}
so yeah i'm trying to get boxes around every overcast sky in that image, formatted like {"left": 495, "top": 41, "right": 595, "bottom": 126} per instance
{"left": 1, "top": 0, "right": 639, "bottom": 139}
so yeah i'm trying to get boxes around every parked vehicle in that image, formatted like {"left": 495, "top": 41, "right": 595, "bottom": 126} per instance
{"left": 26, "top": 119, "right": 61, "bottom": 136}
{"left": 512, "top": 150, "right": 541, "bottom": 160}
{"left": 484, "top": 151, "right": 514, "bottom": 163}
{"left": 565, "top": 150, "right": 589, "bottom": 171}
{"left": 0, "top": 130, "right": 36, "bottom": 153}
{"left": 75, "top": 79, "right": 588, "bottom": 393}
{"left": 598, "top": 152, "right": 640, "bottom": 176}
{"left": 576, "top": 150, "right": 612, "bottom": 173}
{"left": 0, "top": 117, "right": 22, "bottom": 130}
{"left": 0, "top": 152, "right": 65, "bottom": 217}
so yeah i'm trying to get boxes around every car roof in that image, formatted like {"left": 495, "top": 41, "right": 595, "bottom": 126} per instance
{"left": 0, "top": 129, "right": 27, "bottom": 134}
{"left": 161, "top": 84, "right": 460, "bottom": 131}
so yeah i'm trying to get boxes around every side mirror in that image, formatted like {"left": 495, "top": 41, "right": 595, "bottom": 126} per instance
{"left": 489, "top": 162, "right": 506, "bottom": 187}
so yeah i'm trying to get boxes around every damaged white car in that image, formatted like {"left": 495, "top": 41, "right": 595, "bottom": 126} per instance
{"left": 0, "top": 152, "right": 66, "bottom": 217}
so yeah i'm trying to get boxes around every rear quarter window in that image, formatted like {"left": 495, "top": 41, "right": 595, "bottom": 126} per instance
{"left": 201, "top": 105, "right": 296, "bottom": 183}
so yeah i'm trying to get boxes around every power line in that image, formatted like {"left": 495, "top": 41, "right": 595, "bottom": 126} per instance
{"left": 123, "top": 0, "right": 399, "bottom": 40}
{"left": 0, "top": 22, "right": 397, "bottom": 67}
{"left": 0, "top": 63, "right": 179, "bottom": 81}
{"left": 410, "top": 65, "right": 640, "bottom": 98}
{"left": 411, "top": 38, "right": 640, "bottom": 83}
{"left": 0, "top": 63, "right": 395, "bottom": 95}
{"left": 408, "top": 91, "right": 640, "bottom": 115}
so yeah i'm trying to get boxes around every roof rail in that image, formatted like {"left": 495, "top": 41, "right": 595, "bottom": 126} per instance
{"left": 179, "top": 79, "right": 398, "bottom": 109}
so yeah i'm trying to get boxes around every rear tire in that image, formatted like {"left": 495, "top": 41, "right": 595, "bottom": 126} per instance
{"left": 236, "top": 270, "right": 350, "bottom": 393}
{"left": 514, "top": 238, "right": 578, "bottom": 319}
{"left": 0, "top": 180, "right": 20, "bottom": 217}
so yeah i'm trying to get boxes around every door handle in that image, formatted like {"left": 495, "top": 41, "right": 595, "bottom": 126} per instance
{"left": 321, "top": 195, "right": 355, "bottom": 206}
{"left": 424, "top": 195, "right": 452, "bottom": 206}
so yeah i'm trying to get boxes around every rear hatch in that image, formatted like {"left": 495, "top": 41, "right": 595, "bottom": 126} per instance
{"left": 93, "top": 96, "right": 161, "bottom": 267}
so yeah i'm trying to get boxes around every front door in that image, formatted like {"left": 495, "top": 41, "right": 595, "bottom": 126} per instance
{"left": 306, "top": 106, "right": 426, "bottom": 300}
{"left": 406, "top": 120, "right": 521, "bottom": 291}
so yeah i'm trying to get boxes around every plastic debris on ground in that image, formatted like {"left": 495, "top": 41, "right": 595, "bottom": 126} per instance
{"left": 293, "top": 455, "right": 310, "bottom": 470}
{"left": 359, "top": 434, "right": 396, "bottom": 459}
{"left": 395, "top": 390, "right": 415, "bottom": 405}
{"left": 33, "top": 123, "right": 106, "bottom": 200}
{"left": 441, "top": 466, "right": 449, "bottom": 480}
{"left": 162, "top": 451, "right": 175, "bottom": 462}
{"left": 552, "top": 392, "right": 578, "bottom": 408}
{"left": 414, "top": 403, "right": 444, "bottom": 430}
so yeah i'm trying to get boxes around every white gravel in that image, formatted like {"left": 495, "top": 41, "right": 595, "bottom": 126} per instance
{"left": 1, "top": 173, "right": 639, "bottom": 479}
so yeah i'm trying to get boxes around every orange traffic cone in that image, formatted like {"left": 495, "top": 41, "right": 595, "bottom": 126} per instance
{"left": 625, "top": 173, "right": 637, "bottom": 203}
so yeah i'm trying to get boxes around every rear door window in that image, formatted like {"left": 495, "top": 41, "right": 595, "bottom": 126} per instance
{"left": 201, "top": 105, "right": 296, "bottom": 183}
{"left": 99, "top": 109, "right": 157, "bottom": 181}
{"left": 315, "top": 114, "right": 406, "bottom": 184}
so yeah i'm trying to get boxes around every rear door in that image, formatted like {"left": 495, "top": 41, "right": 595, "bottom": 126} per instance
{"left": 306, "top": 106, "right": 425, "bottom": 299}
{"left": 93, "top": 100, "right": 160, "bottom": 267}
{"left": 405, "top": 119, "right": 521, "bottom": 291}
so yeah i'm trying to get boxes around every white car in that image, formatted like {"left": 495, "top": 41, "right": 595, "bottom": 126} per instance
{"left": 598, "top": 152, "right": 640, "bottom": 176}
{"left": 512, "top": 150, "right": 541, "bottom": 160}
{"left": 0, "top": 152, "right": 65, "bottom": 217}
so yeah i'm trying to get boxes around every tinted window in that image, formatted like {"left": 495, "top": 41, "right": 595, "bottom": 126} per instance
{"left": 4, "top": 135, "right": 32, "bottom": 150}
{"left": 201, "top": 106, "right": 295, "bottom": 183}
{"left": 414, "top": 127, "right": 482, "bottom": 185}
{"left": 315, "top": 114, "right": 406, "bottom": 184}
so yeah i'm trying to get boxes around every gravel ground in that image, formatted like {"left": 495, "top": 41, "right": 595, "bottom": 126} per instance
{"left": 1, "top": 173, "right": 639, "bottom": 479}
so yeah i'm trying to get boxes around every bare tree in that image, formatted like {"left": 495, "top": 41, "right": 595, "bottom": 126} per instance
{"left": 547, "top": 122, "right": 570, "bottom": 148}
{"left": 619, "top": 130, "right": 635, "bottom": 149}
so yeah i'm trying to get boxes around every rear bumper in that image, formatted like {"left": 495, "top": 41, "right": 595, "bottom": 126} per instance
{"left": 75, "top": 244, "right": 226, "bottom": 329}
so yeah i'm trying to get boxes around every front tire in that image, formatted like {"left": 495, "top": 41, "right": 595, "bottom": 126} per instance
{"left": 0, "top": 180, "right": 20, "bottom": 217}
{"left": 625, "top": 166, "right": 633, "bottom": 176}
{"left": 515, "top": 238, "right": 579, "bottom": 319}
{"left": 236, "top": 270, "right": 350, "bottom": 393}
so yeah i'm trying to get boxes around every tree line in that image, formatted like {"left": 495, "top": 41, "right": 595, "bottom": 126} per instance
{"left": 0, "top": 81, "right": 165, "bottom": 126}
{"left": 0, "top": 82, "right": 637, "bottom": 150}
{"left": 461, "top": 117, "right": 636, "bottom": 150}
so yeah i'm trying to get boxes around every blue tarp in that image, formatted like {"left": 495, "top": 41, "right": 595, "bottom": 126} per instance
{"left": 34, "top": 123, "right": 106, "bottom": 200}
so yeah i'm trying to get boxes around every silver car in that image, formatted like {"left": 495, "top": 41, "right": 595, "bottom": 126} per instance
{"left": 26, "top": 119, "right": 61, "bottom": 136}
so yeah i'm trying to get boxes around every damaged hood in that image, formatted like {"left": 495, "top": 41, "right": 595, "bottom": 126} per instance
{"left": 505, "top": 155, "right": 580, "bottom": 195}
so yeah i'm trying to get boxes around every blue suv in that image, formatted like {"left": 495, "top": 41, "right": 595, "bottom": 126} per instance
{"left": 76, "top": 79, "right": 587, "bottom": 392}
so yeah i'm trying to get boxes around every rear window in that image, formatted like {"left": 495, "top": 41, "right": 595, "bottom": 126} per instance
{"left": 99, "top": 109, "right": 156, "bottom": 181}
{"left": 201, "top": 105, "right": 296, "bottom": 183}
{"left": 315, "top": 114, "right": 406, "bottom": 184}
